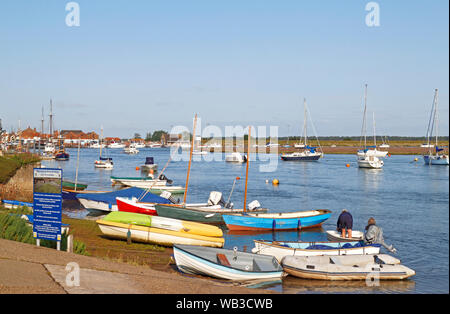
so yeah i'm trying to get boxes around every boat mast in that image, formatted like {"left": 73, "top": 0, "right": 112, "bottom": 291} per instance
{"left": 303, "top": 98, "right": 307, "bottom": 146}
{"left": 243, "top": 126, "right": 251, "bottom": 212}
{"left": 99, "top": 125, "right": 103, "bottom": 157}
{"left": 360, "top": 84, "right": 368, "bottom": 150}
{"left": 183, "top": 114, "right": 197, "bottom": 205}
{"left": 434, "top": 89, "right": 439, "bottom": 150}
{"left": 373, "top": 112, "right": 376, "bottom": 147}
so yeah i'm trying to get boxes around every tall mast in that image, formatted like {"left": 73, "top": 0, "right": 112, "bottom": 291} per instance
{"left": 373, "top": 112, "right": 376, "bottom": 147}
{"left": 243, "top": 126, "right": 251, "bottom": 212}
{"left": 49, "top": 99, "right": 53, "bottom": 138}
{"left": 303, "top": 98, "right": 307, "bottom": 146}
{"left": 361, "top": 84, "right": 368, "bottom": 149}
{"left": 183, "top": 114, "right": 197, "bottom": 205}
{"left": 99, "top": 125, "right": 104, "bottom": 157}
{"left": 434, "top": 89, "right": 439, "bottom": 148}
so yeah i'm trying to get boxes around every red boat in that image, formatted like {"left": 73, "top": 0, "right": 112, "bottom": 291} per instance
{"left": 116, "top": 197, "right": 157, "bottom": 216}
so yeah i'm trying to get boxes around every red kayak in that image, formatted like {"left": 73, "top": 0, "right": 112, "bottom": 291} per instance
{"left": 116, "top": 197, "right": 157, "bottom": 216}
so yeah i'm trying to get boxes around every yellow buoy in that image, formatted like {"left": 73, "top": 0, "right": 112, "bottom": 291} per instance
{"left": 272, "top": 179, "right": 279, "bottom": 185}
{"left": 414, "top": 158, "right": 418, "bottom": 162}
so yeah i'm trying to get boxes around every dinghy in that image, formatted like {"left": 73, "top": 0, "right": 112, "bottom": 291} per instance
{"left": 96, "top": 219, "right": 224, "bottom": 248}
{"left": 281, "top": 254, "right": 415, "bottom": 280}
{"left": 173, "top": 244, "right": 284, "bottom": 282}
{"left": 222, "top": 210, "right": 332, "bottom": 231}
{"left": 252, "top": 240, "right": 380, "bottom": 262}
{"left": 101, "top": 211, "right": 223, "bottom": 237}
{"left": 326, "top": 230, "right": 364, "bottom": 241}
{"left": 76, "top": 187, "right": 171, "bottom": 212}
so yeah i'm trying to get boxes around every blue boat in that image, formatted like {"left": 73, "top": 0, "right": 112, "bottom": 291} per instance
{"left": 222, "top": 209, "right": 332, "bottom": 231}
{"left": 76, "top": 187, "right": 171, "bottom": 211}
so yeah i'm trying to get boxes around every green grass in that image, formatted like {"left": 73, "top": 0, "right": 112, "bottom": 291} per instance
{"left": 0, "top": 153, "right": 41, "bottom": 184}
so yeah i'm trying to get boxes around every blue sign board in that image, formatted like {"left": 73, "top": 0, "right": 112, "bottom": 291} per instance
{"left": 33, "top": 168, "right": 63, "bottom": 241}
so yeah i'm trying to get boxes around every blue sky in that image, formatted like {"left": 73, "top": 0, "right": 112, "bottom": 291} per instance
{"left": 0, "top": 0, "right": 448, "bottom": 138}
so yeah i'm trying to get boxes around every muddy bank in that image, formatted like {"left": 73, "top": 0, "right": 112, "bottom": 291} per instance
{"left": 0, "top": 162, "right": 39, "bottom": 203}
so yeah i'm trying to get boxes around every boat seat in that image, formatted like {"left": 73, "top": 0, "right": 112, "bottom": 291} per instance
{"left": 217, "top": 253, "right": 231, "bottom": 267}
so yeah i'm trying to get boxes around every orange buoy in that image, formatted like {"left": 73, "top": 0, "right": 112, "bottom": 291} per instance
{"left": 136, "top": 166, "right": 140, "bottom": 171}
{"left": 272, "top": 179, "right": 279, "bottom": 185}
{"left": 346, "top": 164, "right": 350, "bottom": 168}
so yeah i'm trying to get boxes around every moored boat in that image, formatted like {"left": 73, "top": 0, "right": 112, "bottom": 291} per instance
{"left": 281, "top": 254, "right": 415, "bottom": 280}
{"left": 62, "top": 180, "right": 88, "bottom": 191}
{"left": 101, "top": 211, "right": 223, "bottom": 237}
{"left": 173, "top": 244, "right": 284, "bottom": 281}
{"left": 252, "top": 239, "right": 380, "bottom": 262}
{"left": 96, "top": 219, "right": 224, "bottom": 247}
{"left": 222, "top": 209, "right": 332, "bottom": 231}
{"left": 76, "top": 187, "right": 171, "bottom": 212}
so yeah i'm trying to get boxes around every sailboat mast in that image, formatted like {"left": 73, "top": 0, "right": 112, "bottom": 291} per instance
{"left": 373, "top": 112, "right": 376, "bottom": 147}
{"left": 434, "top": 89, "right": 439, "bottom": 148}
{"left": 363, "top": 84, "right": 368, "bottom": 149}
{"left": 183, "top": 114, "right": 197, "bottom": 205}
{"left": 243, "top": 126, "right": 251, "bottom": 212}
{"left": 303, "top": 98, "right": 307, "bottom": 146}
{"left": 99, "top": 126, "right": 103, "bottom": 157}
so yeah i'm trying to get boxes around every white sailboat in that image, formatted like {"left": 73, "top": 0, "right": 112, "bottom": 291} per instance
{"left": 357, "top": 112, "right": 388, "bottom": 158}
{"left": 281, "top": 98, "right": 323, "bottom": 161}
{"left": 124, "top": 143, "right": 139, "bottom": 154}
{"left": 357, "top": 84, "right": 384, "bottom": 169}
{"left": 94, "top": 126, "right": 114, "bottom": 169}
{"left": 423, "top": 89, "right": 449, "bottom": 165}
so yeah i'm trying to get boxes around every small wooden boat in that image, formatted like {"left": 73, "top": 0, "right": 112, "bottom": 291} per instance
{"left": 96, "top": 219, "right": 224, "bottom": 247}
{"left": 102, "top": 211, "right": 223, "bottom": 237}
{"left": 173, "top": 244, "right": 284, "bottom": 281}
{"left": 281, "top": 254, "right": 415, "bottom": 280}
{"left": 326, "top": 230, "right": 364, "bottom": 242}
{"left": 252, "top": 240, "right": 380, "bottom": 262}
{"left": 155, "top": 203, "right": 267, "bottom": 225}
{"left": 62, "top": 180, "right": 88, "bottom": 191}
{"left": 222, "top": 209, "right": 332, "bottom": 231}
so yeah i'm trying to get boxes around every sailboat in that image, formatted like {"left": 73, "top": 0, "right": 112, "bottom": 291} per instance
{"left": 357, "top": 112, "right": 388, "bottom": 158}
{"left": 281, "top": 99, "right": 323, "bottom": 161}
{"left": 423, "top": 89, "right": 449, "bottom": 165}
{"left": 222, "top": 126, "right": 332, "bottom": 231}
{"left": 356, "top": 85, "right": 384, "bottom": 169}
{"left": 94, "top": 126, "right": 114, "bottom": 169}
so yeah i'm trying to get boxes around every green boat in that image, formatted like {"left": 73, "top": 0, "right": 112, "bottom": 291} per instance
{"left": 62, "top": 180, "right": 88, "bottom": 191}
{"left": 154, "top": 204, "right": 267, "bottom": 225}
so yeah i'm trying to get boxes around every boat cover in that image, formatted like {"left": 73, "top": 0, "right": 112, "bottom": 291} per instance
{"left": 76, "top": 187, "right": 171, "bottom": 205}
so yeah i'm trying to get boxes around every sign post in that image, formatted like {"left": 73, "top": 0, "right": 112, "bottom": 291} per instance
{"left": 32, "top": 168, "right": 63, "bottom": 250}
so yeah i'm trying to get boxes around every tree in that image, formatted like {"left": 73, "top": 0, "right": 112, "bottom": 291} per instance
{"left": 145, "top": 132, "right": 152, "bottom": 141}
{"left": 151, "top": 130, "right": 168, "bottom": 142}
{"left": 134, "top": 133, "right": 141, "bottom": 139}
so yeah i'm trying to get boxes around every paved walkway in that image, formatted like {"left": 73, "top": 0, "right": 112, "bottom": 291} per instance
{"left": 0, "top": 239, "right": 274, "bottom": 294}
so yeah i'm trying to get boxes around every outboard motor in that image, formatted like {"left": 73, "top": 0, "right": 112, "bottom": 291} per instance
{"left": 247, "top": 200, "right": 261, "bottom": 211}
{"left": 158, "top": 174, "right": 173, "bottom": 185}
{"left": 208, "top": 191, "right": 223, "bottom": 206}
{"left": 160, "top": 191, "right": 178, "bottom": 204}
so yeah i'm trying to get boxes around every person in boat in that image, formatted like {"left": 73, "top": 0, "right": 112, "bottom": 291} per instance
{"left": 364, "top": 217, "right": 397, "bottom": 253}
{"left": 337, "top": 209, "right": 353, "bottom": 238}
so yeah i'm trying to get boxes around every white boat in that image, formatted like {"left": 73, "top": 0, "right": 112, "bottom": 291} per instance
{"left": 124, "top": 144, "right": 139, "bottom": 154}
{"left": 357, "top": 149, "right": 388, "bottom": 158}
{"left": 281, "top": 254, "right": 415, "bottom": 280}
{"left": 357, "top": 85, "right": 384, "bottom": 169}
{"left": 326, "top": 230, "right": 364, "bottom": 241}
{"left": 357, "top": 155, "right": 384, "bottom": 169}
{"left": 173, "top": 244, "right": 284, "bottom": 281}
{"left": 108, "top": 142, "right": 126, "bottom": 149}
{"left": 280, "top": 98, "right": 323, "bottom": 161}
{"left": 140, "top": 157, "right": 158, "bottom": 172}
{"left": 192, "top": 150, "right": 207, "bottom": 155}
{"left": 252, "top": 240, "right": 380, "bottom": 262}
{"left": 423, "top": 89, "right": 449, "bottom": 165}
{"left": 44, "top": 142, "right": 56, "bottom": 153}
{"left": 225, "top": 152, "right": 247, "bottom": 163}
{"left": 94, "top": 126, "right": 113, "bottom": 169}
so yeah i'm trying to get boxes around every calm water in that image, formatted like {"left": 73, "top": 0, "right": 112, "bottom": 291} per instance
{"left": 42, "top": 147, "right": 449, "bottom": 294}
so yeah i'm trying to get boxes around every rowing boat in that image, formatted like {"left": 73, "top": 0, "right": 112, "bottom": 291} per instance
{"left": 173, "top": 244, "right": 284, "bottom": 281}
{"left": 222, "top": 209, "right": 332, "bottom": 231}
{"left": 252, "top": 239, "right": 381, "bottom": 262}
{"left": 96, "top": 219, "right": 224, "bottom": 247}
{"left": 101, "top": 211, "right": 223, "bottom": 237}
{"left": 326, "top": 230, "right": 364, "bottom": 241}
{"left": 281, "top": 254, "right": 415, "bottom": 280}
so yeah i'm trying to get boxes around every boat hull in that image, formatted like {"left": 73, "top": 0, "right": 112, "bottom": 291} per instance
{"left": 222, "top": 210, "right": 332, "bottom": 231}
{"left": 326, "top": 230, "right": 364, "bottom": 241}
{"left": 252, "top": 240, "right": 380, "bottom": 262}
{"left": 423, "top": 155, "right": 449, "bottom": 165}
{"left": 281, "top": 255, "right": 415, "bottom": 280}
{"left": 116, "top": 197, "right": 157, "bottom": 215}
{"left": 280, "top": 154, "right": 321, "bottom": 161}
{"left": 96, "top": 220, "right": 224, "bottom": 247}
{"left": 102, "top": 211, "right": 223, "bottom": 237}
{"left": 173, "top": 244, "right": 284, "bottom": 281}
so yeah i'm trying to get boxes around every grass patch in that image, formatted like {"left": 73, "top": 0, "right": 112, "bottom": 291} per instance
{"left": 0, "top": 153, "right": 41, "bottom": 184}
